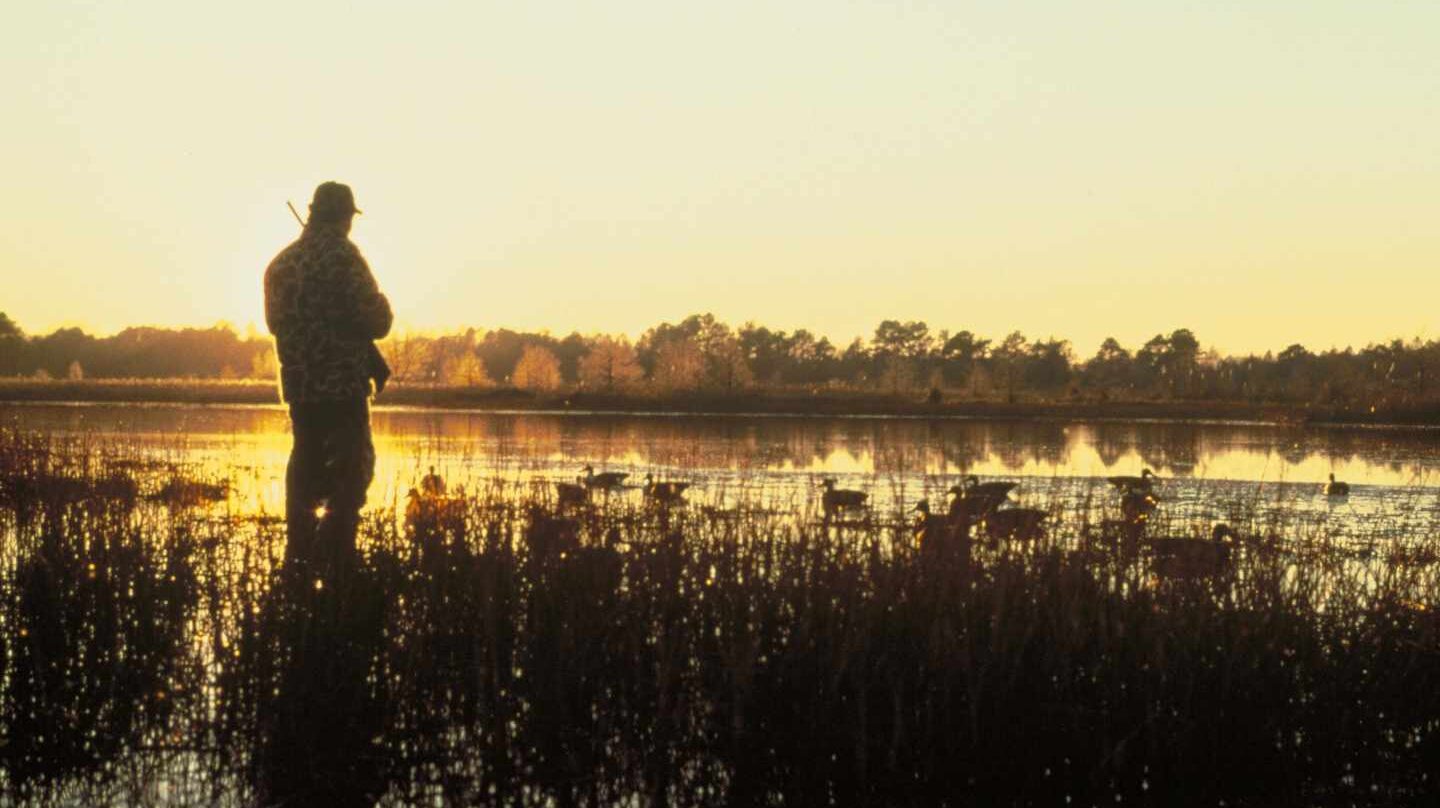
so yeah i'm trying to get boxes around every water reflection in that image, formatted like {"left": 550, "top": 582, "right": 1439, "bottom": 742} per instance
{"left": 5, "top": 404, "right": 1439, "bottom": 490}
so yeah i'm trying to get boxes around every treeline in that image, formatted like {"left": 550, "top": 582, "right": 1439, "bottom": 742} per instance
{"left": 3, "top": 311, "right": 1438, "bottom": 407}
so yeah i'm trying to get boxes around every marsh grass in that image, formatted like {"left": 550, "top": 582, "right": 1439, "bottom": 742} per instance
{"left": 0, "top": 427, "right": 1438, "bottom": 805}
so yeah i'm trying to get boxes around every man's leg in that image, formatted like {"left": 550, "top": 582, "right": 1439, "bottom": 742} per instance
{"left": 285, "top": 403, "right": 326, "bottom": 565}
{"left": 315, "top": 398, "right": 375, "bottom": 566}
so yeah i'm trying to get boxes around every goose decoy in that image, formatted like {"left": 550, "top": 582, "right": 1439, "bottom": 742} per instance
{"left": 980, "top": 507, "right": 1049, "bottom": 542}
{"left": 1106, "top": 468, "right": 1157, "bottom": 493}
{"left": 147, "top": 477, "right": 229, "bottom": 510}
{"left": 913, "top": 500, "right": 968, "bottom": 559}
{"left": 1324, "top": 473, "right": 1350, "bottom": 497}
{"left": 405, "top": 486, "right": 466, "bottom": 535}
{"left": 644, "top": 473, "right": 691, "bottom": 503}
{"left": 820, "top": 478, "right": 868, "bottom": 517}
{"left": 957, "top": 475, "right": 1019, "bottom": 500}
{"left": 582, "top": 465, "right": 629, "bottom": 491}
{"left": 912, "top": 500, "right": 944, "bottom": 542}
{"left": 420, "top": 465, "right": 447, "bottom": 497}
{"left": 1120, "top": 490, "right": 1161, "bottom": 525}
{"left": 946, "top": 484, "right": 1009, "bottom": 522}
{"left": 1149, "top": 523, "right": 1240, "bottom": 579}
{"left": 556, "top": 480, "right": 589, "bottom": 510}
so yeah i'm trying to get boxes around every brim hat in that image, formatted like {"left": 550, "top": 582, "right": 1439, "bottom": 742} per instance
{"left": 310, "top": 181, "right": 362, "bottom": 218}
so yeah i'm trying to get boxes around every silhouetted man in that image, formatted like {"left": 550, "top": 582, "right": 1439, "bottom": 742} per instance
{"left": 264, "top": 181, "right": 393, "bottom": 566}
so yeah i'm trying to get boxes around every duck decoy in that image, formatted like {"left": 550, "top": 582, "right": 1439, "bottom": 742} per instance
{"left": 957, "top": 474, "right": 1019, "bottom": 500}
{"left": 1149, "top": 523, "right": 1240, "bottom": 579}
{"left": 556, "top": 480, "right": 589, "bottom": 510}
{"left": 980, "top": 507, "right": 1049, "bottom": 542}
{"left": 913, "top": 500, "right": 970, "bottom": 561}
{"left": 420, "top": 465, "right": 447, "bottom": 497}
{"left": 405, "top": 486, "right": 466, "bottom": 535}
{"left": 1106, "top": 468, "right": 1157, "bottom": 493}
{"left": 1120, "top": 490, "right": 1161, "bottom": 525}
{"left": 820, "top": 478, "right": 868, "bottom": 517}
{"left": 644, "top": 472, "right": 691, "bottom": 504}
{"left": 582, "top": 465, "right": 629, "bottom": 491}
{"left": 912, "top": 500, "right": 944, "bottom": 542}
{"left": 1324, "top": 473, "right": 1350, "bottom": 497}
{"left": 147, "top": 477, "right": 229, "bottom": 510}
{"left": 946, "top": 485, "right": 1009, "bottom": 523}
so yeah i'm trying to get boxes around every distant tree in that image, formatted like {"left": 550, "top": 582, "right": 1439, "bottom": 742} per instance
{"left": 0, "top": 313, "right": 23, "bottom": 376}
{"left": 579, "top": 336, "right": 643, "bottom": 392}
{"left": 879, "top": 356, "right": 916, "bottom": 394}
{"left": 989, "top": 331, "right": 1029, "bottom": 402}
{"left": 250, "top": 347, "right": 279, "bottom": 380}
{"left": 782, "top": 329, "right": 838, "bottom": 385}
{"left": 1134, "top": 334, "right": 1170, "bottom": 395}
{"left": 706, "top": 337, "right": 753, "bottom": 391}
{"left": 442, "top": 351, "right": 491, "bottom": 387}
{"left": 512, "top": 345, "right": 561, "bottom": 391}
{"left": 1024, "top": 338, "right": 1073, "bottom": 393}
{"left": 0, "top": 312, "right": 21, "bottom": 340}
{"left": 838, "top": 338, "right": 871, "bottom": 387}
{"left": 738, "top": 322, "right": 788, "bottom": 384}
{"left": 554, "top": 332, "right": 588, "bottom": 384}
{"left": 871, "top": 320, "right": 933, "bottom": 359}
{"left": 941, "top": 330, "right": 991, "bottom": 392}
{"left": 380, "top": 333, "right": 434, "bottom": 383}
{"left": 652, "top": 337, "right": 705, "bottom": 391}
{"left": 1082, "top": 338, "right": 1133, "bottom": 392}
{"left": 1167, "top": 328, "right": 1201, "bottom": 396}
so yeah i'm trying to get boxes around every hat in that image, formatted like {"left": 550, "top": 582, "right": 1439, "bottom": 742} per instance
{"left": 309, "top": 181, "right": 362, "bottom": 219}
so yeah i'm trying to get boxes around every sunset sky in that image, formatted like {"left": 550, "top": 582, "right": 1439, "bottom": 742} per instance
{"left": 3, "top": 1, "right": 1437, "bottom": 357}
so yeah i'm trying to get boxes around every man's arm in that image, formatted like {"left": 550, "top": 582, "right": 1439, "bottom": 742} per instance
{"left": 325, "top": 245, "right": 393, "bottom": 340}
{"left": 262, "top": 260, "right": 288, "bottom": 337}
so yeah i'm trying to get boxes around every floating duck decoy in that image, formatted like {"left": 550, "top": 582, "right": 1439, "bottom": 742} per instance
{"left": 820, "top": 478, "right": 868, "bottom": 518}
{"left": 1120, "top": 490, "right": 1161, "bottom": 525}
{"left": 147, "top": 477, "right": 229, "bottom": 510}
{"left": 420, "top": 465, "right": 447, "bottom": 497}
{"left": 643, "top": 472, "right": 691, "bottom": 504}
{"left": 1106, "top": 468, "right": 1157, "bottom": 493}
{"left": 980, "top": 507, "right": 1049, "bottom": 542}
{"left": 582, "top": 465, "right": 629, "bottom": 491}
{"left": 1149, "top": 523, "right": 1240, "bottom": 579}
{"left": 1324, "top": 473, "right": 1350, "bottom": 497}
{"left": 913, "top": 500, "right": 969, "bottom": 560}
{"left": 957, "top": 474, "right": 1019, "bottom": 500}
{"left": 405, "top": 486, "right": 466, "bottom": 535}
{"left": 946, "top": 485, "right": 1009, "bottom": 523}
{"left": 556, "top": 480, "right": 589, "bottom": 510}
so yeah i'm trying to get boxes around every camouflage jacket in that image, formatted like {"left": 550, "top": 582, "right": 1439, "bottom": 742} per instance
{"left": 264, "top": 223, "right": 393, "bottom": 402}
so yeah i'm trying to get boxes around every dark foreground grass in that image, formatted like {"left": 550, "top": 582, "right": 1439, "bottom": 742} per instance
{"left": 0, "top": 428, "right": 1437, "bottom": 806}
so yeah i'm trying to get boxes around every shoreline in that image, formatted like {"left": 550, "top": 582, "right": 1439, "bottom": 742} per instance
{"left": 2, "top": 378, "right": 1438, "bottom": 428}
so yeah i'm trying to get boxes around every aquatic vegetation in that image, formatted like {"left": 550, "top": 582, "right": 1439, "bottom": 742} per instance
{"left": 0, "top": 427, "right": 1437, "bottom": 805}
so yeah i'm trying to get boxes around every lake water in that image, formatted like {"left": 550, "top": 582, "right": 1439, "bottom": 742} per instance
{"left": 6, "top": 401, "right": 1439, "bottom": 542}
{"left": 3, "top": 401, "right": 1437, "bottom": 804}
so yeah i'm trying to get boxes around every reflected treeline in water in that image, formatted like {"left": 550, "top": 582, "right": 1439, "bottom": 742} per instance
{"left": 2, "top": 426, "right": 1440, "bottom": 804}
{"left": 8, "top": 404, "right": 1440, "bottom": 487}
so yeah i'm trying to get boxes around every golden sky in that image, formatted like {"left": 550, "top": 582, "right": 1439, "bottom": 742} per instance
{"left": 3, "top": 1, "right": 1437, "bottom": 356}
